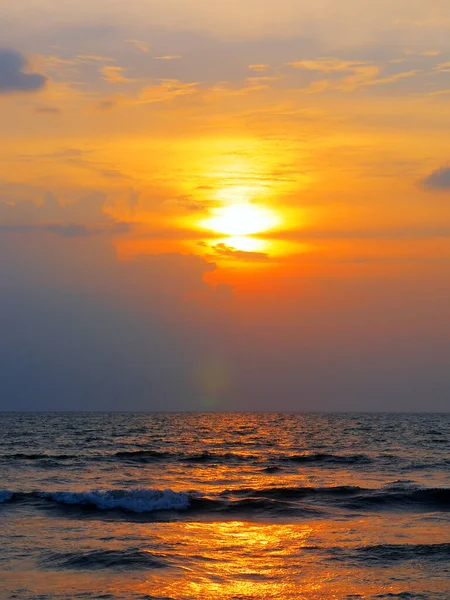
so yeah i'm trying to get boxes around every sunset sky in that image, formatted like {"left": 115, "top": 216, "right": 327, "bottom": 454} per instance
{"left": 1, "top": 0, "right": 449, "bottom": 410}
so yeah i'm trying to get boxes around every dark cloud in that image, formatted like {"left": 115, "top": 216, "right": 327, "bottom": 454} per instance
{"left": 0, "top": 48, "right": 47, "bottom": 93}
{"left": 421, "top": 166, "right": 450, "bottom": 190}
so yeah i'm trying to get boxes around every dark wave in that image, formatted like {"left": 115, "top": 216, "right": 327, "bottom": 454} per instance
{"left": 40, "top": 548, "right": 169, "bottom": 571}
{"left": 218, "top": 484, "right": 450, "bottom": 513}
{"left": 260, "top": 466, "right": 282, "bottom": 473}
{"left": 373, "top": 594, "right": 429, "bottom": 599}
{"left": 342, "top": 486, "right": 450, "bottom": 511}
{"left": 182, "top": 451, "right": 254, "bottom": 463}
{"left": 1, "top": 453, "right": 77, "bottom": 460}
{"left": 333, "top": 543, "right": 450, "bottom": 564}
{"left": 113, "top": 449, "right": 254, "bottom": 464}
{"left": 6, "top": 447, "right": 448, "bottom": 474}
{"left": 285, "top": 452, "right": 373, "bottom": 465}
{"left": 191, "top": 496, "right": 315, "bottom": 515}
{"left": 231, "top": 485, "right": 364, "bottom": 500}
{"left": 113, "top": 450, "right": 172, "bottom": 461}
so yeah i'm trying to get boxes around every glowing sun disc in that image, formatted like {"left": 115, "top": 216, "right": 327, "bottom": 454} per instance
{"left": 201, "top": 203, "right": 280, "bottom": 236}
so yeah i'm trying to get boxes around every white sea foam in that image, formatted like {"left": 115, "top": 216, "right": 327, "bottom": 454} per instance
{"left": 39, "top": 488, "right": 191, "bottom": 512}
{"left": 0, "top": 490, "right": 13, "bottom": 503}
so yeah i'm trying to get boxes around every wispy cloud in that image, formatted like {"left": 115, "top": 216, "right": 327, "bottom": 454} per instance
{"left": 126, "top": 39, "right": 150, "bottom": 53}
{"left": 101, "top": 65, "right": 134, "bottom": 84}
{"left": 153, "top": 55, "right": 182, "bottom": 61}
{"left": 248, "top": 64, "right": 270, "bottom": 72}
{"left": 208, "top": 243, "right": 270, "bottom": 262}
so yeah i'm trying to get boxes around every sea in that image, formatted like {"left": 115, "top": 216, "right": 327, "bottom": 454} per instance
{"left": 0, "top": 412, "right": 449, "bottom": 600}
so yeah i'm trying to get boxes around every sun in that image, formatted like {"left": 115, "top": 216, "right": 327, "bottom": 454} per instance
{"left": 201, "top": 203, "right": 280, "bottom": 236}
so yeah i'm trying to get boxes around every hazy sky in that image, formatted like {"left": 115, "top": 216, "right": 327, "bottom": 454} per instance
{"left": 1, "top": 1, "right": 449, "bottom": 411}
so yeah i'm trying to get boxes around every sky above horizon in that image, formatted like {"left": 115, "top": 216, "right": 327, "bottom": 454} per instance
{"left": 1, "top": 1, "right": 450, "bottom": 411}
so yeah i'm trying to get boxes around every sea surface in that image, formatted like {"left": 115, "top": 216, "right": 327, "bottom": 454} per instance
{"left": 0, "top": 413, "right": 449, "bottom": 600}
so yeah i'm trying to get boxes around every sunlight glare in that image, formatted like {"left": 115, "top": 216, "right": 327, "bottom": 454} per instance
{"left": 201, "top": 203, "right": 280, "bottom": 236}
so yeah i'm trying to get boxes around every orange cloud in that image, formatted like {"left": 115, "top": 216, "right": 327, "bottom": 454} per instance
{"left": 101, "top": 66, "right": 133, "bottom": 84}
{"left": 153, "top": 55, "right": 182, "bottom": 61}
{"left": 126, "top": 39, "right": 150, "bottom": 53}
{"left": 248, "top": 64, "right": 270, "bottom": 72}
{"left": 136, "top": 80, "right": 199, "bottom": 103}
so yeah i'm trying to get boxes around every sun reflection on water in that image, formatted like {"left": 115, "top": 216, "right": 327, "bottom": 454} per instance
{"left": 140, "top": 521, "right": 320, "bottom": 600}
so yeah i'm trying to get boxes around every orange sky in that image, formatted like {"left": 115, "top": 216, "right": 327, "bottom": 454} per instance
{"left": 1, "top": 1, "right": 449, "bottom": 410}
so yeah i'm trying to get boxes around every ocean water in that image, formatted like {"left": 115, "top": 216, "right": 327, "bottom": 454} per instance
{"left": 0, "top": 413, "right": 449, "bottom": 600}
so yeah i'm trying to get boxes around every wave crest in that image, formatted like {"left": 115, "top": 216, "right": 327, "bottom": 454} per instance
{"left": 39, "top": 488, "right": 190, "bottom": 513}
{"left": 0, "top": 490, "right": 13, "bottom": 503}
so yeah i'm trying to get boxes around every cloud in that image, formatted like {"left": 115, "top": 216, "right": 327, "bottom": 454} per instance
{"left": 0, "top": 190, "right": 113, "bottom": 228}
{"left": 153, "top": 55, "right": 182, "bottom": 61}
{"left": 267, "top": 226, "right": 450, "bottom": 241}
{"left": 136, "top": 80, "right": 198, "bottom": 104}
{"left": 421, "top": 166, "right": 450, "bottom": 190}
{"left": 163, "top": 196, "right": 210, "bottom": 213}
{"left": 126, "top": 39, "right": 150, "bottom": 53}
{"left": 248, "top": 64, "right": 270, "bottom": 72}
{"left": 34, "top": 105, "right": 61, "bottom": 115}
{"left": 101, "top": 65, "right": 134, "bottom": 83}
{"left": 0, "top": 48, "right": 47, "bottom": 93}
{"left": 209, "top": 243, "right": 270, "bottom": 262}
{"left": 0, "top": 222, "right": 132, "bottom": 238}
{"left": 47, "top": 221, "right": 131, "bottom": 237}
{"left": 286, "top": 56, "right": 428, "bottom": 94}
{"left": 94, "top": 99, "right": 117, "bottom": 111}
{"left": 13, "top": 147, "right": 134, "bottom": 184}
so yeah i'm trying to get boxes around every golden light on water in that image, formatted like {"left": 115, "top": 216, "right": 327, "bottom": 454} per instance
{"left": 201, "top": 203, "right": 281, "bottom": 237}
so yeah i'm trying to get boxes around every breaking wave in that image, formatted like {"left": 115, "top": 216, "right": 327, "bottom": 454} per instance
{"left": 39, "top": 488, "right": 191, "bottom": 512}
{"left": 2, "top": 484, "right": 449, "bottom": 515}
{"left": 0, "top": 490, "right": 13, "bottom": 503}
